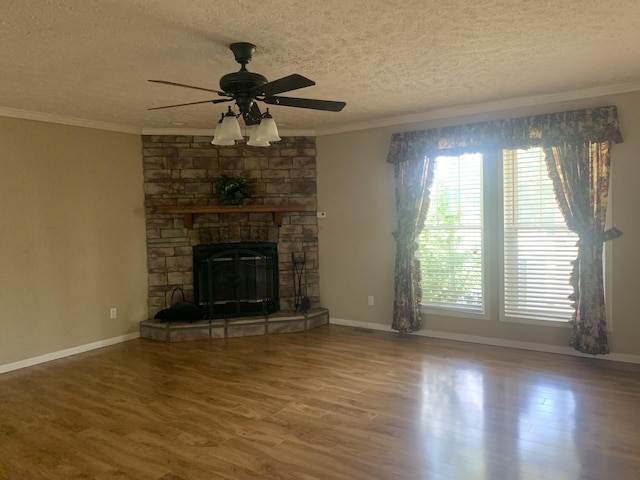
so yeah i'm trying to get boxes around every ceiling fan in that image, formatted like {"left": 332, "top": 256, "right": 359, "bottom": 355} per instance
{"left": 148, "top": 42, "right": 346, "bottom": 125}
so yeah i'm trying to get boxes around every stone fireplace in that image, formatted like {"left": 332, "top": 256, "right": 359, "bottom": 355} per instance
{"left": 141, "top": 135, "right": 324, "bottom": 339}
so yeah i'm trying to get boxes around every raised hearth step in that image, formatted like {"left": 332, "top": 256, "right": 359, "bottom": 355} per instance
{"left": 140, "top": 308, "right": 329, "bottom": 342}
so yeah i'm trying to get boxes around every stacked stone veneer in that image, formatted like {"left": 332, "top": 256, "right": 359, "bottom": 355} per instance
{"left": 142, "top": 135, "right": 319, "bottom": 319}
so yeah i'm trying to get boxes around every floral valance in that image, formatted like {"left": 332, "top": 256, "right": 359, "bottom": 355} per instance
{"left": 387, "top": 105, "right": 623, "bottom": 164}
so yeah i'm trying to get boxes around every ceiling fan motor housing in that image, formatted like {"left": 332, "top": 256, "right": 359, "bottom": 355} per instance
{"left": 221, "top": 41, "right": 268, "bottom": 109}
{"left": 219, "top": 70, "right": 268, "bottom": 96}
{"left": 220, "top": 70, "right": 268, "bottom": 115}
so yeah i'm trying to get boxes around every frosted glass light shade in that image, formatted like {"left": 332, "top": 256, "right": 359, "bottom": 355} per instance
{"left": 211, "top": 135, "right": 235, "bottom": 146}
{"left": 211, "top": 120, "right": 234, "bottom": 145}
{"left": 246, "top": 125, "right": 270, "bottom": 147}
{"left": 218, "top": 109, "right": 243, "bottom": 141}
{"left": 255, "top": 116, "right": 280, "bottom": 142}
{"left": 211, "top": 113, "right": 234, "bottom": 145}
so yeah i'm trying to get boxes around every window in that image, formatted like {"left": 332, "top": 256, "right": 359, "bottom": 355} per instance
{"left": 418, "top": 148, "right": 578, "bottom": 324}
{"left": 417, "top": 154, "right": 484, "bottom": 314}
{"left": 502, "top": 148, "right": 578, "bottom": 322}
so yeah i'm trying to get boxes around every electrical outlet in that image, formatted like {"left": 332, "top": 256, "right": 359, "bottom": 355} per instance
{"left": 368, "top": 295, "right": 374, "bottom": 306}
{"left": 110, "top": 308, "right": 117, "bottom": 319}
{"left": 317, "top": 211, "right": 327, "bottom": 218}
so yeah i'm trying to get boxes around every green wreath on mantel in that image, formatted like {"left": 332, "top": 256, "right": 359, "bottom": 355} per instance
{"left": 215, "top": 175, "right": 251, "bottom": 206}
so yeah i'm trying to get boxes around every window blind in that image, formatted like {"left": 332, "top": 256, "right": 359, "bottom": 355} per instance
{"left": 417, "top": 154, "right": 484, "bottom": 313}
{"left": 503, "top": 148, "right": 578, "bottom": 322}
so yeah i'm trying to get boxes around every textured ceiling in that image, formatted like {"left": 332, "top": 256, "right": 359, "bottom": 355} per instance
{"left": 2, "top": 0, "right": 640, "bottom": 135}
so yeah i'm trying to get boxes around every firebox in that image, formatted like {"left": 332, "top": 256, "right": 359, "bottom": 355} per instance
{"left": 193, "top": 242, "right": 279, "bottom": 319}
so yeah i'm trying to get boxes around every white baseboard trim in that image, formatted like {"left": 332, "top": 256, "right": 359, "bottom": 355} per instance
{"left": 0, "top": 332, "right": 140, "bottom": 374}
{"left": 329, "top": 317, "right": 640, "bottom": 365}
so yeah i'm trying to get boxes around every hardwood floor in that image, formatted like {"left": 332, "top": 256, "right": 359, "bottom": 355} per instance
{"left": 1, "top": 325, "right": 640, "bottom": 479}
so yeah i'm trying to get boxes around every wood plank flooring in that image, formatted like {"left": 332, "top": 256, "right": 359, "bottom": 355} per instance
{"left": 1, "top": 325, "right": 640, "bottom": 479}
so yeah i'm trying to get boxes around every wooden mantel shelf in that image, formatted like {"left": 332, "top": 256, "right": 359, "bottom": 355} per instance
{"left": 156, "top": 204, "right": 307, "bottom": 228}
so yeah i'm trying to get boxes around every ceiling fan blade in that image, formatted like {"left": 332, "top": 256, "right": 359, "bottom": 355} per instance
{"left": 148, "top": 98, "right": 231, "bottom": 111}
{"left": 263, "top": 96, "right": 346, "bottom": 112}
{"left": 148, "top": 79, "right": 226, "bottom": 96}
{"left": 256, "top": 74, "right": 315, "bottom": 96}
{"left": 243, "top": 102, "right": 262, "bottom": 126}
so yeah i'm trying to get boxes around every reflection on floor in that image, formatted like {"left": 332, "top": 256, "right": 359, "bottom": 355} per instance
{"left": 419, "top": 353, "right": 597, "bottom": 478}
{"left": 1, "top": 325, "right": 639, "bottom": 479}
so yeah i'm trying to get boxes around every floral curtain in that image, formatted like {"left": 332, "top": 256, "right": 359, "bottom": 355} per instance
{"left": 391, "top": 155, "right": 435, "bottom": 332}
{"left": 544, "top": 142, "right": 622, "bottom": 355}
{"left": 386, "top": 105, "right": 623, "bottom": 349}
{"left": 387, "top": 106, "right": 623, "bottom": 163}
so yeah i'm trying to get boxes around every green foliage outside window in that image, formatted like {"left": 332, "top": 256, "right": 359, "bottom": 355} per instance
{"left": 417, "top": 180, "right": 483, "bottom": 309}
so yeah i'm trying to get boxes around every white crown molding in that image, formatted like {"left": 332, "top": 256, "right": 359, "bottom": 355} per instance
{"left": 0, "top": 332, "right": 140, "bottom": 374}
{"left": 329, "top": 317, "right": 640, "bottom": 365}
{"left": 315, "top": 81, "right": 640, "bottom": 136}
{"left": 3, "top": 82, "right": 640, "bottom": 137}
{"left": 0, "top": 107, "right": 314, "bottom": 137}
{"left": 0, "top": 107, "right": 141, "bottom": 134}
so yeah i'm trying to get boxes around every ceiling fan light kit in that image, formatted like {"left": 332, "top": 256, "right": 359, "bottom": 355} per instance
{"left": 211, "top": 114, "right": 235, "bottom": 145}
{"left": 219, "top": 106, "right": 244, "bottom": 141}
{"left": 149, "top": 42, "right": 346, "bottom": 147}
{"left": 211, "top": 135, "right": 235, "bottom": 146}
{"left": 246, "top": 125, "right": 271, "bottom": 147}
{"left": 255, "top": 109, "right": 281, "bottom": 143}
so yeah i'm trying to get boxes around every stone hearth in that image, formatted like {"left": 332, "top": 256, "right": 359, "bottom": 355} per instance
{"left": 140, "top": 308, "right": 329, "bottom": 342}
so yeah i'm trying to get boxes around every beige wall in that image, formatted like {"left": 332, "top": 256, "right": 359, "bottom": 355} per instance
{"left": 317, "top": 91, "right": 640, "bottom": 355}
{"left": 0, "top": 117, "right": 148, "bottom": 366}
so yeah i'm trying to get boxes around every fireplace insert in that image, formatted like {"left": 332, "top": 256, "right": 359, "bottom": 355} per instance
{"left": 193, "top": 242, "right": 279, "bottom": 319}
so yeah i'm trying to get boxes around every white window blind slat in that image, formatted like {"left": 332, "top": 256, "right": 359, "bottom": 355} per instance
{"left": 503, "top": 148, "right": 577, "bottom": 322}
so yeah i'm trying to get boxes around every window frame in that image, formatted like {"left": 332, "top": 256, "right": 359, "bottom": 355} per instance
{"left": 419, "top": 151, "right": 490, "bottom": 321}
{"left": 499, "top": 147, "right": 578, "bottom": 327}
{"left": 418, "top": 148, "right": 613, "bottom": 329}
